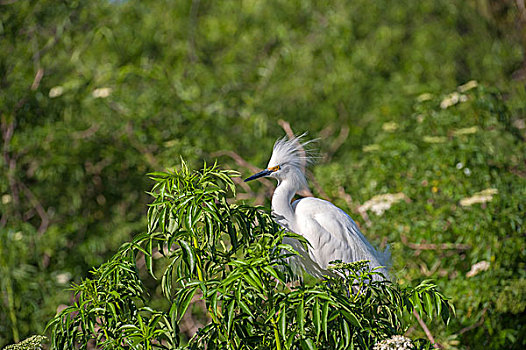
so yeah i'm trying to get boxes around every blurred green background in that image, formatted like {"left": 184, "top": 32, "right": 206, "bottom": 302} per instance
{"left": 1, "top": 0, "right": 525, "bottom": 348}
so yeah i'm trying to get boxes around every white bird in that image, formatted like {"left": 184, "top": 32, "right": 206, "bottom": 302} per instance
{"left": 244, "top": 135, "right": 390, "bottom": 280}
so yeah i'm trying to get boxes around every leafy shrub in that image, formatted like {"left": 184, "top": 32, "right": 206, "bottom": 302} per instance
{"left": 47, "top": 162, "right": 452, "bottom": 349}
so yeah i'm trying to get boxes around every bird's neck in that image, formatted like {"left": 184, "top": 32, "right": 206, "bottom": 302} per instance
{"left": 272, "top": 179, "right": 297, "bottom": 229}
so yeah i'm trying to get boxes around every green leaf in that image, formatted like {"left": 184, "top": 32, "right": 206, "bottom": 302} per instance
{"left": 300, "top": 338, "right": 317, "bottom": 350}
{"left": 313, "top": 298, "right": 321, "bottom": 341}
{"left": 227, "top": 299, "right": 235, "bottom": 336}
{"left": 177, "top": 286, "right": 198, "bottom": 321}
{"left": 412, "top": 293, "right": 423, "bottom": 316}
{"left": 222, "top": 270, "right": 242, "bottom": 288}
{"left": 148, "top": 171, "right": 169, "bottom": 179}
{"left": 297, "top": 298, "right": 305, "bottom": 335}
{"left": 341, "top": 310, "right": 361, "bottom": 328}
{"left": 286, "top": 331, "right": 297, "bottom": 349}
{"left": 243, "top": 270, "right": 262, "bottom": 292}
{"left": 342, "top": 320, "right": 350, "bottom": 348}
{"left": 263, "top": 265, "right": 282, "bottom": 282}
{"left": 179, "top": 239, "right": 195, "bottom": 274}
{"left": 424, "top": 292, "right": 434, "bottom": 318}
{"left": 246, "top": 269, "right": 263, "bottom": 291}
{"left": 441, "top": 301, "right": 450, "bottom": 325}
{"left": 235, "top": 281, "right": 242, "bottom": 304}
{"left": 279, "top": 306, "right": 286, "bottom": 341}
{"left": 238, "top": 299, "right": 253, "bottom": 318}
{"left": 107, "top": 302, "right": 117, "bottom": 319}
{"left": 322, "top": 301, "right": 329, "bottom": 340}
{"left": 435, "top": 293, "right": 443, "bottom": 317}
{"left": 145, "top": 237, "right": 156, "bottom": 279}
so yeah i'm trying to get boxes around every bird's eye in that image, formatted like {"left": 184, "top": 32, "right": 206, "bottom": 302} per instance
{"left": 269, "top": 165, "right": 280, "bottom": 172}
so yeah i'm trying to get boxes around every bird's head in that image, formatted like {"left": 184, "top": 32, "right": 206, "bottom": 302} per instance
{"left": 244, "top": 134, "right": 313, "bottom": 189}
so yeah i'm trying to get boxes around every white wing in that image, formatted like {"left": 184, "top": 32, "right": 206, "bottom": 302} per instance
{"left": 292, "top": 197, "right": 390, "bottom": 279}
{"left": 281, "top": 236, "right": 328, "bottom": 279}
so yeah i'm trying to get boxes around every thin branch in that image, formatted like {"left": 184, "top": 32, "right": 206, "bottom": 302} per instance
{"left": 2, "top": 116, "right": 49, "bottom": 234}
{"left": 323, "top": 103, "right": 350, "bottom": 162}
{"left": 72, "top": 123, "right": 100, "bottom": 139}
{"left": 459, "top": 308, "right": 487, "bottom": 335}
{"left": 327, "top": 104, "right": 350, "bottom": 157}
{"left": 30, "top": 68, "right": 44, "bottom": 91}
{"left": 125, "top": 123, "right": 159, "bottom": 168}
{"left": 336, "top": 186, "right": 356, "bottom": 210}
{"left": 2, "top": 118, "right": 21, "bottom": 211}
{"left": 211, "top": 150, "right": 260, "bottom": 173}
{"left": 358, "top": 209, "right": 372, "bottom": 227}
{"left": 0, "top": 211, "right": 6, "bottom": 228}
{"left": 413, "top": 309, "right": 441, "bottom": 348}
{"left": 230, "top": 172, "right": 253, "bottom": 193}
{"left": 277, "top": 119, "right": 295, "bottom": 140}
{"left": 329, "top": 125, "right": 349, "bottom": 154}
{"left": 85, "top": 157, "right": 113, "bottom": 176}
{"left": 18, "top": 181, "right": 49, "bottom": 236}
{"left": 517, "top": 0, "right": 526, "bottom": 23}
{"left": 32, "top": 23, "right": 67, "bottom": 63}
{"left": 211, "top": 150, "right": 274, "bottom": 206}
{"left": 318, "top": 124, "right": 334, "bottom": 139}
{"left": 401, "top": 235, "right": 471, "bottom": 251}
{"left": 23, "top": 208, "right": 36, "bottom": 221}
{"left": 419, "top": 260, "right": 442, "bottom": 277}
{"left": 305, "top": 171, "right": 328, "bottom": 199}
{"left": 1, "top": 116, "right": 15, "bottom": 155}
{"left": 221, "top": 166, "right": 266, "bottom": 205}
{"left": 404, "top": 324, "right": 417, "bottom": 337}
{"left": 210, "top": 150, "right": 274, "bottom": 190}
{"left": 0, "top": 0, "right": 20, "bottom": 5}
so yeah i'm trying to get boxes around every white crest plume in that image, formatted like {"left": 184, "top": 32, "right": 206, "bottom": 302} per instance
{"left": 267, "top": 133, "right": 315, "bottom": 172}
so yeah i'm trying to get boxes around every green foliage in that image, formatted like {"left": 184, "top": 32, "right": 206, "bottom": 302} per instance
{"left": 48, "top": 162, "right": 451, "bottom": 349}
{"left": 1, "top": 0, "right": 524, "bottom": 348}
{"left": 315, "top": 84, "right": 526, "bottom": 348}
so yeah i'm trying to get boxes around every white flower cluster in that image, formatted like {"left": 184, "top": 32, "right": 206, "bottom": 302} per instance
{"left": 359, "top": 193, "right": 409, "bottom": 216}
{"left": 439, "top": 80, "right": 478, "bottom": 109}
{"left": 92, "top": 87, "right": 112, "bottom": 98}
{"left": 373, "top": 335, "right": 415, "bottom": 350}
{"left": 466, "top": 260, "right": 490, "bottom": 278}
{"left": 440, "top": 91, "right": 468, "bottom": 109}
{"left": 459, "top": 188, "right": 498, "bottom": 207}
{"left": 3, "top": 335, "right": 47, "bottom": 350}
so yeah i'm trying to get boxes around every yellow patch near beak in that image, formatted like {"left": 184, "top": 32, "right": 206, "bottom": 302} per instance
{"left": 268, "top": 165, "right": 280, "bottom": 172}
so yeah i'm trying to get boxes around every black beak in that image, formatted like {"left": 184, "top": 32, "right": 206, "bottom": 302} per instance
{"left": 244, "top": 169, "right": 272, "bottom": 182}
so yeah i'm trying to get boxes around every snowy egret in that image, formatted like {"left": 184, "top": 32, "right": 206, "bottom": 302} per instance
{"left": 245, "top": 135, "right": 390, "bottom": 280}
